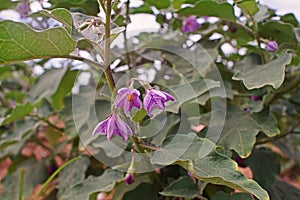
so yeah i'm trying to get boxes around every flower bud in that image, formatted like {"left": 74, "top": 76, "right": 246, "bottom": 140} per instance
{"left": 266, "top": 41, "right": 278, "bottom": 52}
{"left": 249, "top": 95, "right": 262, "bottom": 101}
{"left": 125, "top": 173, "right": 134, "bottom": 185}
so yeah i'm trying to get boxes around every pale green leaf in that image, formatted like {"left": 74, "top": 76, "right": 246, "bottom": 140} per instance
{"left": 51, "top": 69, "right": 79, "bottom": 110}
{"left": 31, "top": 8, "right": 73, "bottom": 33}
{"left": 212, "top": 191, "right": 252, "bottom": 200}
{"left": 1, "top": 103, "right": 33, "bottom": 125}
{"left": 0, "top": 20, "right": 76, "bottom": 65}
{"left": 160, "top": 176, "right": 200, "bottom": 198}
{"left": 236, "top": 0, "right": 258, "bottom": 16}
{"left": 58, "top": 169, "right": 123, "bottom": 200}
{"left": 233, "top": 51, "right": 292, "bottom": 89}
{"left": 28, "top": 68, "right": 68, "bottom": 104}
{"left": 196, "top": 107, "right": 280, "bottom": 158}
{"left": 57, "top": 156, "right": 91, "bottom": 199}
{"left": 177, "top": 0, "right": 236, "bottom": 21}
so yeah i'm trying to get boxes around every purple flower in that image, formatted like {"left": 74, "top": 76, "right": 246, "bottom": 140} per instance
{"left": 249, "top": 95, "right": 262, "bottom": 101}
{"left": 182, "top": 17, "right": 200, "bottom": 33}
{"left": 125, "top": 173, "right": 134, "bottom": 185}
{"left": 266, "top": 41, "right": 278, "bottom": 52}
{"left": 115, "top": 88, "right": 142, "bottom": 113}
{"left": 143, "top": 89, "right": 175, "bottom": 116}
{"left": 93, "top": 113, "right": 132, "bottom": 141}
{"left": 16, "top": 2, "right": 30, "bottom": 19}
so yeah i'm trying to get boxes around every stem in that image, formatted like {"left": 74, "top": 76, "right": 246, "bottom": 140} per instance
{"left": 56, "top": 55, "right": 105, "bottom": 71}
{"left": 123, "top": 0, "right": 131, "bottom": 67}
{"left": 249, "top": 15, "right": 266, "bottom": 64}
{"left": 34, "top": 157, "right": 79, "bottom": 200}
{"left": 97, "top": 0, "right": 106, "bottom": 13}
{"left": 265, "top": 75, "right": 300, "bottom": 106}
{"left": 104, "top": 0, "right": 116, "bottom": 93}
{"left": 18, "top": 168, "right": 24, "bottom": 200}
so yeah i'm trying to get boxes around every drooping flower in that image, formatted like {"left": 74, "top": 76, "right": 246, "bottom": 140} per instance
{"left": 182, "top": 16, "right": 200, "bottom": 33}
{"left": 266, "top": 40, "right": 278, "bottom": 52}
{"left": 115, "top": 88, "right": 142, "bottom": 113}
{"left": 124, "top": 173, "right": 134, "bottom": 185}
{"left": 93, "top": 113, "right": 132, "bottom": 141}
{"left": 143, "top": 88, "right": 175, "bottom": 116}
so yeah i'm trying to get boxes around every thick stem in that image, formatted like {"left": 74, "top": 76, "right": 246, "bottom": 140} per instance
{"left": 123, "top": 0, "right": 131, "bottom": 67}
{"left": 104, "top": 0, "right": 116, "bottom": 93}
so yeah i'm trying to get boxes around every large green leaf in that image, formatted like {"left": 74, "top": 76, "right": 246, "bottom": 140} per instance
{"left": 166, "top": 80, "right": 220, "bottom": 113}
{"left": 57, "top": 156, "right": 91, "bottom": 199}
{"left": 194, "top": 107, "right": 280, "bottom": 158}
{"left": 123, "top": 183, "right": 158, "bottom": 200}
{"left": 177, "top": 0, "right": 236, "bottom": 21}
{"left": 0, "top": 20, "right": 76, "bottom": 65}
{"left": 28, "top": 68, "right": 68, "bottom": 104}
{"left": 212, "top": 191, "right": 252, "bottom": 200}
{"left": 152, "top": 133, "right": 269, "bottom": 200}
{"left": 233, "top": 51, "right": 292, "bottom": 90}
{"left": 160, "top": 176, "right": 200, "bottom": 198}
{"left": 236, "top": 0, "right": 258, "bottom": 16}
{"left": 144, "top": 0, "right": 170, "bottom": 9}
{"left": 267, "top": 177, "right": 300, "bottom": 200}
{"left": 1, "top": 159, "right": 47, "bottom": 199}
{"left": 58, "top": 169, "right": 123, "bottom": 200}
{"left": 0, "top": 103, "right": 33, "bottom": 125}
{"left": 245, "top": 148, "right": 280, "bottom": 188}
{"left": 31, "top": 8, "right": 73, "bottom": 33}
{"left": 258, "top": 21, "right": 297, "bottom": 49}
{"left": 51, "top": 69, "right": 79, "bottom": 110}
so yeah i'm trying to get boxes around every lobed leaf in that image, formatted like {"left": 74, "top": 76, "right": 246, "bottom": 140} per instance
{"left": 0, "top": 20, "right": 76, "bottom": 65}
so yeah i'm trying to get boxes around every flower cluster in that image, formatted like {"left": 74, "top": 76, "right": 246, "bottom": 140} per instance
{"left": 93, "top": 85, "right": 175, "bottom": 141}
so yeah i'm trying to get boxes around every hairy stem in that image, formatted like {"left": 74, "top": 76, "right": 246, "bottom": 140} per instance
{"left": 104, "top": 0, "right": 116, "bottom": 93}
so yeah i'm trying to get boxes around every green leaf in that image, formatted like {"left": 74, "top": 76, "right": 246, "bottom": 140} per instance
{"left": 123, "top": 183, "right": 158, "bottom": 200}
{"left": 1, "top": 159, "right": 47, "bottom": 199}
{"left": 51, "top": 69, "right": 78, "bottom": 110}
{"left": 160, "top": 176, "right": 200, "bottom": 198}
{"left": 233, "top": 51, "right": 292, "bottom": 90}
{"left": 281, "top": 13, "right": 299, "bottom": 27}
{"left": 196, "top": 107, "right": 280, "bottom": 158}
{"left": 113, "top": 176, "right": 151, "bottom": 200}
{"left": 245, "top": 148, "right": 280, "bottom": 188}
{"left": 0, "top": 0, "right": 18, "bottom": 10}
{"left": 212, "top": 191, "right": 252, "bottom": 200}
{"left": 258, "top": 21, "right": 297, "bottom": 49}
{"left": 57, "top": 156, "right": 91, "bottom": 199}
{"left": 177, "top": 0, "right": 236, "bottom": 21}
{"left": 172, "top": 0, "right": 183, "bottom": 9}
{"left": 58, "top": 169, "right": 123, "bottom": 200}
{"left": 144, "top": 0, "right": 170, "bottom": 9}
{"left": 166, "top": 79, "right": 220, "bottom": 113}
{"left": 0, "top": 20, "right": 76, "bottom": 65}
{"left": 31, "top": 8, "right": 73, "bottom": 33}
{"left": 28, "top": 68, "right": 68, "bottom": 104}
{"left": 236, "top": 0, "right": 258, "bottom": 16}
{"left": 130, "top": 4, "right": 153, "bottom": 14}
{"left": 151, "top": 133, "right": 196, "bottom": 165}
{"left": 151, "top": 133, "right": 269, "bottom": 199}
{"left": 268, "top": 177, "right": 300, "bottom": 200}
{"left": 49, "top": 0, "right": 99, "bottom": 15}
{"left": 1, "top": 103, "right": 33, "bottom": 125}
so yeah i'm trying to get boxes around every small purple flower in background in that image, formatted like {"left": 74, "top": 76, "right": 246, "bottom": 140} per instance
{"left": 125, "top": 173, "right": 134, "bottom": 185}
{"left": 144, "top": 88, "right": 175, "bottom": 116}
{"left": 16, "top": 2, "right": 31, "bottom": 19}
{"left": 249, "top": 95, "right": 262, "bottom": 101}
{"left": 93, "top": 113, "right": 132, "bottom": 141}
{"left": 182, "top": 16, "right": 200, "bottom": 33}
{"left": 266, "top": 40, "right": 278, "bottom": 52}
{"left": 115, "top": 88, "right": 142, "bottom": 113}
